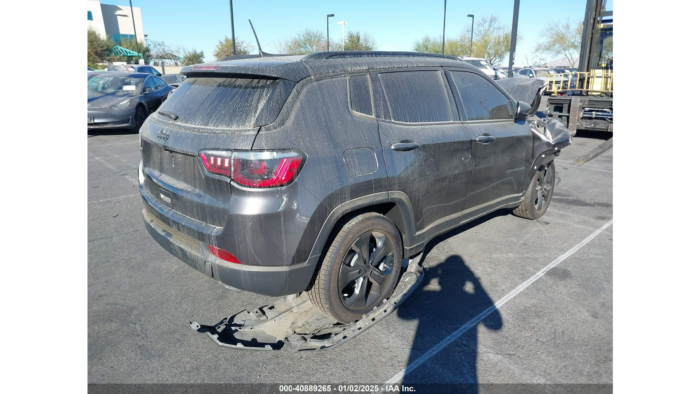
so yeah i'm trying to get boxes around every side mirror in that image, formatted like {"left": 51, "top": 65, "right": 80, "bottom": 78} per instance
{"left": 144, "top": 87, "right": 153, "bottom": 94}
{"left": 516, "top": 101, "right": 531, "bottom": 120}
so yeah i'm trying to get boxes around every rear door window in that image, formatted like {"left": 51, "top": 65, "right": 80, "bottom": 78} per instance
{"left": 155, "top": 77, "right": 293, "bottom": 130}
{"left": 449, "top": 71, "right": 513, "bottom": 121}
{"left": 378, "top": 70, "right": 453, "bottom": 123}
{"left": 153, "top": 77, "right": 165, "bottom": 90}
{"left": 143, "top": 77, "right": 156, "bottom": 92}
{"left": 348, "top": 75, "right": 373, "bottom": 116}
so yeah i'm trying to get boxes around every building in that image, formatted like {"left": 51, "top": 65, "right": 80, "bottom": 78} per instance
{"left": 87, "top": 0, "right": 144, "bottom": 46}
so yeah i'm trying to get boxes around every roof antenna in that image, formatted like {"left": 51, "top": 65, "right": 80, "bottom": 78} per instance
{"left": 249, "top": 19, "right": 269, "bottom": 58}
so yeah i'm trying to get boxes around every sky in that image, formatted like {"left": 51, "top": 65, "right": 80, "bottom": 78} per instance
{"left": 101, "top": 0, "right": 590, "bottom": 66}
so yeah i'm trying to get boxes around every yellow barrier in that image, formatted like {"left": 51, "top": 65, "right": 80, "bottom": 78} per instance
{"left": 547, "top": 70, "right": 613, "bottom": 96}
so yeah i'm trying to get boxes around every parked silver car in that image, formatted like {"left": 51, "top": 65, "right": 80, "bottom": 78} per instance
{"left": 515, "top": 68, "right": 568, "bottom": 94}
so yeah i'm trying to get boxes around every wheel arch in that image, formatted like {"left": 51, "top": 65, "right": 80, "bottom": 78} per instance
{"left": 303, "top": 192, "right": 416, "bottom": 291}
{"left": 525, "top": 152, "right": 557, "bottom": 192}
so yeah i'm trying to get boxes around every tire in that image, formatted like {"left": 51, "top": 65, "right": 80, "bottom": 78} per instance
{"left": 309, "top": 213, "right": 403, "bottom": 324}
{"left": 132, "top": 105, "right": 147, "bottom": 133}
{"left": 513, "top": 161, "right": 556, "bottom": 220}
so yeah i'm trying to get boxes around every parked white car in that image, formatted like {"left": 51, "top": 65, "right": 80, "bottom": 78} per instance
{"left": 460, "top": 57, "right": 498, "bottom": 80}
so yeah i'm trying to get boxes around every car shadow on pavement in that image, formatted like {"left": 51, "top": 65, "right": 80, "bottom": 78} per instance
{"left": 88, "top": 128, "right": 136, "bottom": 137}
{"left": 574, "top": 130, "right": 611, "bottom": 140}
{"left": 395, "top": 211, "right": 506, "bottom": 391}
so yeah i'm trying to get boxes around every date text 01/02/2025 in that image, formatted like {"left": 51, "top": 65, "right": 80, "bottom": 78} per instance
{"left": 279, "top": 385, "right": 415, "bottom": 393}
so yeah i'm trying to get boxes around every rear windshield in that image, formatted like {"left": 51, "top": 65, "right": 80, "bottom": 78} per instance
{"left": 155, "top": 77, "right": 291, "bottom": 130}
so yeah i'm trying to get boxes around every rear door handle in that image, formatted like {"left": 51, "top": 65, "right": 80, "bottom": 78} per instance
{"left": 476, "top": 135, "right": 496, "bottom": 144}
{"left": 391, "top": 141, "right": 420, "bottom": 151}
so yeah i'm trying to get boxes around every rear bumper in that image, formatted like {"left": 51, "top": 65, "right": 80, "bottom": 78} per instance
{"left": 142, "top": 207, "right": 317, "bottom": 297}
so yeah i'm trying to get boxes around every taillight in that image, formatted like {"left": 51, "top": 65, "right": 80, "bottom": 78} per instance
{"left": 232, "top": 151, "right": 303, "bottom": 187}
{"left": 199, "top": 151, "right": 231, "bottom": 177}
{"left": 208, "top": 245, "right": 241, "bottom": 264}
{"left": 199, "top": 150, "right": 304, "bottom": 188}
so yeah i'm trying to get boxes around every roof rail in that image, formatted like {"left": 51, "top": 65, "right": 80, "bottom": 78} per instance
{"left": 303, "top": 51, "right": 461, "bottom": 61}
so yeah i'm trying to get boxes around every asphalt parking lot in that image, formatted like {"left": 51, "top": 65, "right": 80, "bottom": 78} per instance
{"left": 88, "top": 114, "right": 613, "bottom": 387}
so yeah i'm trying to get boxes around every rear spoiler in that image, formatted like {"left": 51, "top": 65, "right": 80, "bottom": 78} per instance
{"left": 179, "top": 62, "right": 309, "bottom": 82}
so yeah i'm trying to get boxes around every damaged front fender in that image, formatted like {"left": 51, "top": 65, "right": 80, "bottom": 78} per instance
{"left": 527, "top": 118, "right": 571, "bottom": 180}
{"left": 497, "top": 77, "right": 571, "bottom": 179}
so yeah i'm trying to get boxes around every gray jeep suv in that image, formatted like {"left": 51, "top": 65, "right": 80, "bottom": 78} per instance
{"left": 139, "top": 52, "right": 570, "bottom": 324}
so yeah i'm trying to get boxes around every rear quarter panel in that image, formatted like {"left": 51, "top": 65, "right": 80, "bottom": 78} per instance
{"left": 253, "top": 76, "right": 389, "bottom": 265}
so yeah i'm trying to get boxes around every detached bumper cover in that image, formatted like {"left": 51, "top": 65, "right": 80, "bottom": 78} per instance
{"left": 142, "top": 207, "right": 316, "bottom": 297}
{"left": 190, "top": 255, "right": 425, "bottom": 351}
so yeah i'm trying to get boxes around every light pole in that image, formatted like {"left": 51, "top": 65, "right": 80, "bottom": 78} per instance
{"left": 229, "top": 0, "right": 236, "bottom": 55}
{"left": 327, "top": 14, "right": 334, "bottom": 52}
{"left": 336, "top": 21, "right": 347, "bottom": 51}
{"left": 442, "top": 0, "right": 447, "bottom": 54}
{"left": 128, "top": 0, "right": 139, "bottom": 62}
{"left": 507, "top": 0, "right": 520, "bottom": 78}
{"left": 467, "top": 14, "right": 474, "bottom": 57}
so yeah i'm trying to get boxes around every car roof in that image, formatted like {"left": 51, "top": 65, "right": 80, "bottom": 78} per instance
{"left": 179, "top": 51, "right": 477, "bottom": 82}
{"left": 90, "top": 72, "right": 151, "bottom": 78}
{"left": 108, "top": 65, "right": 154, "bottom": 69}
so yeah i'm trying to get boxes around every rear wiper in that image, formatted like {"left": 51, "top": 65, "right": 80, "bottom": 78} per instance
{"left": 158, "top": 110, "right": 179, "bottom": 121}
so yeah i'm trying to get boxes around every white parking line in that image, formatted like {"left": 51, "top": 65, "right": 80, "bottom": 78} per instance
{"left": 562, "top": 166, "right": 615, "bottom": 174}
{"left": 89, "top": 154, "right": 138, "bottom": 186}
{"left": 538, "top": 214, "right": 606, "bottom": 232}
{"left": 88, "top": 193, "right": 140, "bottom": 204}
{"left": 547, "top": 207, "right": 612, "bottom": 224}
{"left": 103, "top": 150, "right": 141, "bottom": 171}
{"left": 88, "top": 140, "right": 140, "bottom": 148}
{"left": 385, "top": 219, "right": 613, "bottom": 384}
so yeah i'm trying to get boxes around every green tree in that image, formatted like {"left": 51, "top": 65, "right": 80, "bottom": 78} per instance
{"left": 535, "top": 20, "right": 583, "bottom": 67}
{"left": 338, "top": 31, "right": 376, "bottom": 51}
{"left": 413, "top": 15, "right": 513, "bottom": 63}
{"left": 278, "top": 29, "right": 327, "bottom": 54}
{"left": 88, "top": 28, "right": 112, "bottom": 67}
{"left": 464, "top": 15, "right": 516, "bottom": 66}
{"left": 413, "top": 36, "right": 442, "bottom": 54}
{"left": 182, "top": 49, "right": 205, "bottom": 66}
{"left": 213, "top": 37, "right": 253, "bottom": 60}
{"left": 523, "top": 53, "right": 548, "bottom": 67}
{"left": 148, "top": 40, "right": 182, "bottom": 66}
{"left": 413, "top": 36, "right": 466, "bottom": 57}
